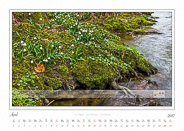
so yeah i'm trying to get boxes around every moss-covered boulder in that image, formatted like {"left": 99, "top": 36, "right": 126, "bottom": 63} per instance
{"left": 72, "top": 59, "right": 118, "bottom": 89}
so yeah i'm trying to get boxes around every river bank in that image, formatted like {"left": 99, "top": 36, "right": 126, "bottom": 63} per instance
{"left": 12, "top": 12, "right": 171, "bottom": 106}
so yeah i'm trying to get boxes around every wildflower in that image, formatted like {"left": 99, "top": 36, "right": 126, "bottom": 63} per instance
{"left": 43, "top": 59, "right": 48, "bottom": 62}
{"left": 77, "top": 38, "right": 79, "bottom": 40}
{"left": 71, "top": 26, "right": 72, "bottom": 28}
{"left": 21, "top": 41, "right": 23, "bottom": 44}
{"left": 52, "top": 19, "right": 54, "bottom": 21}
{"left": 71, "top": 44, "right": 74, "bottom": 47}
{"left": 40, "top": 47, "right": 42, "bottom": 50}
{"left": 61, "top": 52, "right": 64, "bottom": 55}
{"left": 31, "top": 60, "right": 33, "bottom": 63}
{"left": 48, "top": 57, "right": 50, "bottom": 59}
{"left": 23, "top": 49, "right": 26, "bottom": 52}
{"left": 51, "top": 45, "right": 54, "bottom": 47}
{"left": 48, "top": 27, "right": 50, "bottom": 29}
{"left": 34, "top": 37, "right": 37, "bottom": 40}
{"left": 79, "top": 32, "right": 81, "bottom": 34}
{"left": 89, "top": 33, "right": 91, "bottom": 35}
{"left": 81, "top": 34, "right": 83, "bottom": 36}
{"left": 28, "top": 13, "right": 31, "bottom": 15}
{"left": 40, "top": 18, "right": 42, "bottom": 21}
{"left": 59, "top": 46, "right": 61, "bottom": 48}
{"left": 72, "top": 51, "right": 74, "bottom": 53}
{"left": 22, "top": 43, "right": 26, "bottom": 46}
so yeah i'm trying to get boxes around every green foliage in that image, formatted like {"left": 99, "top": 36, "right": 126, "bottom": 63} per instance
{"left": 58, "top": 65, "right": 70, "bottom": 79}
{"left": 72, "top": 59, "right": 118, "bottom": 89}
{"left": 12, "top": 12, "right": 158, "bottom": 106}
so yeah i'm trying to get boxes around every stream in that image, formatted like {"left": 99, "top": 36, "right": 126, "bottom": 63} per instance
{"left": 50, "top": 12, "right": 173, "bottom": 106}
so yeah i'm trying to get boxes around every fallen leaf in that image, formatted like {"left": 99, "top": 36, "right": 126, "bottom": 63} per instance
{"left": 121, "top": 53, "right": 125, "bottom": 59}
{"left": 138, "top": 87, "right": 143, "bottom": 90}
{"left": 34, "top": 63, "right": 45, "bottom": 73}
{"left": 43, "top": 38, "right": 50, "bottom": 41}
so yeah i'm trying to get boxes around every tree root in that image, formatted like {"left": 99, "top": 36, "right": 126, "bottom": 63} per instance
{"left": 110, "top": 81, "right": 135, "bottom": 97}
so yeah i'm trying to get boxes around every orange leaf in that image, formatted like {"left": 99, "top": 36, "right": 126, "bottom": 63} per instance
{"left": 43, "top": 39, "right": 50, "bottom": 41}
{"left": 34, "top": 63, "right": 45, "bottom": 73}
{"left": 121, "top": 53, "right": 125, "bottom": 59}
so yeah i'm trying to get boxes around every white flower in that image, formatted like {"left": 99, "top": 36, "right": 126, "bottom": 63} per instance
{"left": 28, "top": 13, "right": 31, "bottom": 15}
{"left": 79, "top": 32, "right": 81, "bottom": 34}
{"left": 71, "top": 26, "right": 72, "bottom": 28}
{"left": 59, "top": 46, "right": 61, "bottom": 48}
{"left": 21, "top": 41, "right": 23, "bottom": 44}
{"left": 40, "top": 47, "right": 42, "bottom": 50}
{"left": 71, "top": 44, "right": 74, "bottom": 47}
{"left": 77, "top": 38, "right": 79, "bottom": 40}
{"left": 72, "top": 51, "right": 74, "bottom": 53}
{"left": 40, "top": 18, "right": 42, "bottom": 21}
{"left": 23, "top": 49, "right": 26, "bottom": 52}
{"left": 34, "top": 37, "right": 37, "bottom": 40}
{"left": 43, "top": 59, "right": 48, "bottom": 62}
{"left": 48, "top": 27, "right": 50, "bottom": 29}
{"left": 81, "top": 35, "right": 83, "bottom": 36}
{"left": 61, "top": 52, "right": 63, "bottom": 55}
{"left": 52, "top": 19, "right": 54, "bottom": 21}
{"left": 48, "top": 57, "right": 50, "bottom": 59}
{"left": 55, "top": 19, "right": 56, "bottom": 21}
{"left": 22, "top": 43, "right": 26, "bottom": 46}
{"left": 89, "top": 33, "right": 91, "bottom": 35}
{"left": 31, "top": 60, "right": 33, "bottom": 63}
{"left": 51, "top": 45, "right": 54, "bottom": 47}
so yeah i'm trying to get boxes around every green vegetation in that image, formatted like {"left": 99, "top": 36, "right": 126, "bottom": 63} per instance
{"left": 12, "top": 12, "right": 157, "bottom": 106}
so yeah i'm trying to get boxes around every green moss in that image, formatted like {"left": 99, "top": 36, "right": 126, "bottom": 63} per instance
{"left": 123, "top": 47, "right": 157, "bottom": 76}
{"left": 58, "top": 65, "right": 70, "bottom": 79}
{"left": 14, "top": 12, "right": 48, "bottom": 24}
{"left": 72, "top": 59, "right": 118, "bottom": 89}
{"left": 39, "top": 69, "right": 63, "bottom": 90}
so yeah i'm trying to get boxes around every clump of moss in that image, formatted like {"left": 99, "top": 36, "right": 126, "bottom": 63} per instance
{"left": 58, "top": 65, "right": 70, "bottom": 79}
{"left": 123, "top": 47, "right": 157, "bottom": 76}
{"left": 72, "top": 59, "right": 118, "bottom": 89}
{"left": 14, "top": 12, "right": 48, "bottom": 24}
{"left": 38, "top": 68, "right": 63, "bottom": 90}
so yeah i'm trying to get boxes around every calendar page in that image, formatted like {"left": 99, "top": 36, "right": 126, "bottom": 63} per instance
{"left": 1, "top": 0, "right": 184, "bottom": 131}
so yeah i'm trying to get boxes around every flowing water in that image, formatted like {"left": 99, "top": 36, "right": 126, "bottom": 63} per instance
{"left": 51, "top": 12, "right": 173, "bottom": 106}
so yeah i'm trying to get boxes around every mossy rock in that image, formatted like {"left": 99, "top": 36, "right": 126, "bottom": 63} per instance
{"left": 39, "top": 69, "right": 63, "bottom": 90}
{"left": 72, "top": 59, "right": 118, "bottom": 89}
{"left": 123, "top": 47, "right": 157, "bottom": 76}
{"left": 58, "top": 65, "right": 70, "bottom": 79}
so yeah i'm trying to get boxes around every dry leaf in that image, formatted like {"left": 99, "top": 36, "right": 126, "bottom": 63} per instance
{"left": 34, "top": 63, "right": 45, "bottom": 73}
{"left": 121, "top": 53, "right": 125, "bottom": 59}
{"left": 43, "top": 39, "right": 50, "bottom": 41}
